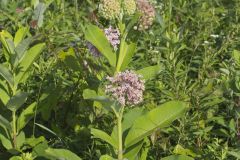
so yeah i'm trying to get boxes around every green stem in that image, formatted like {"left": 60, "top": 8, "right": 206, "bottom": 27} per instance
{"left": 118, "top": 115, "right": 123, "bottom": 160}
{"left": 12, "top": 111, "right": 17, "bottom": 149}
{"left": 117, "top": 106, "right": 125, "bottom": 160}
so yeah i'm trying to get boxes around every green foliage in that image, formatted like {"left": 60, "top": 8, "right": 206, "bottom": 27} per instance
{"left": 1, "top": 0, "right": 240, "bottom": 159}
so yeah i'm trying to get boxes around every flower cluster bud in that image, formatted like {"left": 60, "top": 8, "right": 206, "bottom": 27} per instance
{"left": 136, "top": 0, "right": 156, "bottom": 30}
{"left": 98, "top": 0, "right": 121, "bottom": 20}
{"left": 123, "top": 0, "right": 137, "bottom": 15}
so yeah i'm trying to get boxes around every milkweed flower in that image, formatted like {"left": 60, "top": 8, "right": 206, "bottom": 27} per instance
{"left": 136, "top": 0, "right": 156, "bottom": 30}
{"left": 98, "top": 0, "right": 121, "bottom": 20}
{"left": 123, "top": 0, "right": 137, "bottom": 15}
{"left": 104, "top": 26, "right": 120, "bottom": 51}
{"left": 105, "top": 70, "right": 145, "bottom": 106}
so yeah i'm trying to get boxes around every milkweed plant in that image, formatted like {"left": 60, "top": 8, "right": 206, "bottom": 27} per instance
{"left": 82, "top": 0, "right": 188, "bottom": 159}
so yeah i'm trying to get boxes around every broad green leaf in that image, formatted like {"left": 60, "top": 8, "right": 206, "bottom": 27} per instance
{"left": 91, "top": 128, "right": 117, "bottom": 149}
{"left": 117, "top": 41, "right": 136, "bottom": 72}
{"left": 16, "top": 131, "right": 25, "bottom": 149}
{"left": 136, "top": 65, "right": 162, "bottom": 80}
{"left": 161, "top": 155, "right": 194, "bottom": 160}
{"left": 17, "top": 102, "right": 37, "bottom": 132}
{"left": 100, "top": 155, "right": 116, "bottom": 160}
{"left": 0, "top": 114, "right": 11, "bottom": 131}
{"left": 32, "top": 3, "right": 46, "bottom": 27}
{"left": 0, "top": 80, "right": 10, "bottom": 105}
{"left": 124, "top": 140, "right": 144, "bottom": 160}
{"left": 6, "top": 92, "right": 28, "bottom": 112}
{"left": 125, "top": 101, "right": 188, "bottom": 147}
{"left": 32, "top": 141, "right": 49, "bottom": 157}
{"left": 9, "top": 156, "right": 22, "bottom": 160}
{"left": 0, "top": 134, "right": 12, "bottom": 150}
{"left": 84, "top": 24, "right": 116, "bottom": 67}
{"left": 15, "top": 43, "right": 45, "bottom": 84}
{"left": 44, "top": 148, "right": 82, "bottom": 160}
{"left": 14, "top": 27, "right": 29, "bottom": 46}
{"left": 0, "top": 30, "right": 14, "bottom": 60}
{"left": 0, "top": 64, "right": 14, "bottom": 87}
{"left": 228, "top": 151, "right": 240, "bottom": 158}
{"left": 25, "top": 136, "right": 45, "bottom": 148}
{"left": 83, "top": 89, "right": 110, "bottom": 102}
{"left": 14, "top": 37, "right": 33, "bottom": 66}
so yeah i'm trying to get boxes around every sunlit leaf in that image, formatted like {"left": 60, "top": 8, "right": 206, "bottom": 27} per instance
{"left": 125, "top": 101, "right": 188, "bottom": 147}
{"left": 84, "top": 24, "right": 116, "bottom": 67}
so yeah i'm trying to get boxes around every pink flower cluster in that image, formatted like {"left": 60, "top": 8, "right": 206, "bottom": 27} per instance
{"left": 104, "top": 26, "right": 120, "bottom": 51}
{"left": 105, "top": 70, "right": 145, "bottom": 106}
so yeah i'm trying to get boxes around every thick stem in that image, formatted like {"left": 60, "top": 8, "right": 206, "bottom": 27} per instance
{"left": 12, "top": 111, "right": 17, "bottom": 149}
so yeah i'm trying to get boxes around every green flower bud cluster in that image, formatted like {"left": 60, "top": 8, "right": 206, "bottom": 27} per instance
{"left": 21, "top": 152, "right": 34, "bottom": 160}
{"left": 98, "top": 0, "right": 121, "bottom": 20}
{"left": 136, "top": 0, "right": 156, "bottom": 30}
{"left": 123, "top": 0, "right": 136, "bottom": 15}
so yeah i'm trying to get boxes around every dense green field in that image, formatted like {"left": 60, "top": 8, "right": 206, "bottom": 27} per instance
{"left": 0, "top": 0, "right": 240, "bottom": 159}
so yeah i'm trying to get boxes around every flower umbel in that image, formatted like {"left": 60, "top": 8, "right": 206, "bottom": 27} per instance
{"left": 123, "top": 0, "right": 137, "bottom": 15}
{"left": 98, "top": 0, "right": 121, "bottom": 20}
{"left": 105, "top": 70, "right": 145, "bottom": 106}
{"left": 136, "top": 0, "right": 156, "bottom": 30}
{"left": 104, "top": 26, "right": 120, "bottom": 51}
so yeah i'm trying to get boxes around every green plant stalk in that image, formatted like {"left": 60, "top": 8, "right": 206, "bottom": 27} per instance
{"left": 117, "top": 106, "right": 125, "bottom": 160}
{"left": 11, "top": 85, "right": 17, "bottom": 149}
{"left": 12, "top": 111, "right": 17, "bottom": 149}
{"left": 118, "top": 115, "right": 123, "bottom": 159}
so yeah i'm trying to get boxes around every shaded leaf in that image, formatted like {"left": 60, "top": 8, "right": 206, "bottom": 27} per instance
{"left": 0, "top": 114, "right": 11, "bottom": 131}
{"left": 32, "top": 3, "right": 46, "bottom": 27}
{"left": 0, "top": 64, "right": 14, "bottom": 87}
{"left": 15, "top": 43, "right": 45, "bottom": 84}
{"left": 91, "top": 128, "right": 117, "bottom": 149}
{"left": 6, "top": 92, "right": 28, "bottom": 112}
{"left": 17, "top": 102, "right": 37, "bottom": 132}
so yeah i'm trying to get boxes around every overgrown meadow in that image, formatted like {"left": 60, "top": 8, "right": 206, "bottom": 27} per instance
{"left": 0, "top": 0, "right": 240, "bottom": 160}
